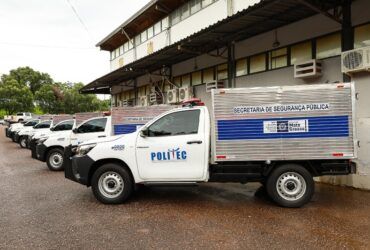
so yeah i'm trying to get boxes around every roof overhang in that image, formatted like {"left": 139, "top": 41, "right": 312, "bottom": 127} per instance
{"left": 97, "top": 0, "right": 187, "bottom": 51}
{"left": 82, "top": 0, "right": 346, "bottom": 94}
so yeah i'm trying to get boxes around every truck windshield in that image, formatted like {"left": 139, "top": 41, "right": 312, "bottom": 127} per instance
{"left": 148, "top": 110, "right": 200, "bottom": 137}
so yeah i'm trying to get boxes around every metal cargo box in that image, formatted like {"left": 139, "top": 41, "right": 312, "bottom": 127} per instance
{"left": 212, "top": 83, "right": 356, "bottom": 162}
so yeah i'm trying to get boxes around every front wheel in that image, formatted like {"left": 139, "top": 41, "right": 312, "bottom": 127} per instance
{"left": 91, "top": 163, "right": 133, "bottom": 204}
{"left": 266, "top": 164, "right": 314, "bottom": 208}
{"left": 46, "top": 148, "right": 65, "bottom": 171}
{"left": 19, "top": 136, "right": 28, "bottom": 148}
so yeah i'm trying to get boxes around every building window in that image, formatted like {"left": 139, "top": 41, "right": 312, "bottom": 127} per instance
{"left": 154, "top": 21, "right": 161, "bottom": 35}
{"left": 354, "top": 23, "right": 370, "bottom": 49}
{"left": 119, "top": 45, "right": 124, "bottom": 55}
{"left": 123, "top": 42, "right": 128, "bottom": 52}
{"left": 147, "top": 26, "right": 154, "bottom": 39}
{"left": 236, "top": 58, "right": 248, "bottom": 76}
{"left": 140, "top": 30, "right": 147, "bottom": 43}
{"left": 135, "top": 35, "right": 140, "bottom": 46}
{"left": 171, "top": 9, "right": 181, "bottom": 25}
{"left": 202, "top": 0, "right": 214, "bottom": 7}
{"left": 192, "top": 71, "right": 202, "bottom": 86}
{"left": 110, "top": 51, "right": 115, "bottom": 60}
{"left": 128, "top": 39, "right": 134, "bottom": 50}
{"left": 203, "top": 68, "right": 214, "bottom": 83}
{"left": 316, "top": 33, "right": 341, "bottom": 59}
{"left": 190, "top": 0, "right": 202, "bottom": 14}
{"left": 291, "top": 41, "right": 312, "bottom": 65}
{"left": 181, "top": 74, "right": 191, "bottom": 87}
{"left": 181, "top": 3, "right": 190, "bottom": 19}
{"left": 250, "top": 53, "right": 266, "bottom": 73}
{"left": 269, "top": 47, "right": 287, "bottom": 69}
{"left": 217, "top": 64, "right": 228, "bottom": 80}
{"left": 162, "top": 17, "right": 169, "bottom": 30}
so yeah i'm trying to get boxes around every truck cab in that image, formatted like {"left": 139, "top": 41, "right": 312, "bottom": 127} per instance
{"left": 18, "top": 120, "right": 52, "bottom": 148}
{"left": 12, "top": 112, "right": 32, "bottom": 123}
{"left": 36, "top": 116, "right": 111, "bottom": 171}
{"left": 9, "top": 119, "right": 40, "bottom": 142}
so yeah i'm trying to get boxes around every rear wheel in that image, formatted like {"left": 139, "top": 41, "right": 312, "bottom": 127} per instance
{"left": 19, "top": 136, "right": 27, "bottom": 148}
{"left": 91, "top": 163, "right": 133, "bottom": 204}
{"left": 46, "top": 148, "right": 65, "bottom": 171}
{"left": 266, "top": 164, "right": 314, "bottom": 208}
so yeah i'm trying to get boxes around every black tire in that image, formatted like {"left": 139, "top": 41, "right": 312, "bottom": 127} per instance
{"left": 12, "top": 133, "right": 18, "bottom": 142}
{"left": 266, "top": 164, "right": 314, "bottom": 208}
{"left": 46, "top": 148, "right": 65, "bottom": 171}
{"left": 91, "top": 163, "right": 133, "bottom": 204}
{"left": 19, "top": 136, "right": 28, "bottom": 148}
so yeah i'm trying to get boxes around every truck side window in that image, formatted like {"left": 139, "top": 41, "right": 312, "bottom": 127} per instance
{"left": 77, "top": 118, "right": 107, "bottom": 133}
{"left": 148, "top": 110, "right": 200, "bottom": 137}
{"left": 35, "top": 121, "right": 51, "bottom": 129}
{"left": 25, "top": 120, "right": 38, "bottom": 126}
{"left": 53, "top": 120, "right": 74, "bottom": 131}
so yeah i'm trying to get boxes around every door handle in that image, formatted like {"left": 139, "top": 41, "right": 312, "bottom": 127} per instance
{"left": 98, "top": 135, "right": 106, "bottom": 138}
{"left": 187, "top": 140, "right": 202, "bottom": 144}
{"left": 137, "top": 146, "right": 149, "bottom": 149}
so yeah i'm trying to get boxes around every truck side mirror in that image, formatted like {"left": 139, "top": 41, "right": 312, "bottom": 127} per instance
{"left": 72, "top": 128, "right": 78, "bottom": 134}
{"left": 140, "top": 127, "right": 149, "bottom": 138}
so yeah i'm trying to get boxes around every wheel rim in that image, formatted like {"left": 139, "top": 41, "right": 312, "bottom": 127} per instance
{"left": 49, "top": 152, "right": 63, "bottom": 169}
{"left": 276, "top": 172, "right": 306, "bottom": 201}
{"left": 21, "top": 138, "right": 27, "bottom": 147}
{"left": 98, "top": 171, "right": 124, "bottom": 199}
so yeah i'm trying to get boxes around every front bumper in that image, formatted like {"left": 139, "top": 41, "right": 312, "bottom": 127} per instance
{"left": 35, "top": 143, "right": 47, "bottom": 162}
{"left": 5, "top": 128, "right": 10, "bottom": 137}
{"left": 14, "top": 133, "right": 20, "bottom": 142}
{"left": 30, "top": 139, "right": 38, "bottom": 159}
{"left": 64, "top": 145, "right": 95, "bottom": 186}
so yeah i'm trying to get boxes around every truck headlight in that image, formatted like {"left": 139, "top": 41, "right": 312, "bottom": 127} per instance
{"left": 37, "top": 137, "right": 48, "bottom": 144}
{"left": 76, "top": 143, "right": 97, "bottom": 157}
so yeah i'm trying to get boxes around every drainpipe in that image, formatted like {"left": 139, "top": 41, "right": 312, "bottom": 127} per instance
{"left": 341, "top": 0, "right": 353, "bottom": 82}
{"left": 227, "top": 42, "right": 236, "bottom": 88}
{"left": 227, "top": 0, "right": 234, "bottom": 16}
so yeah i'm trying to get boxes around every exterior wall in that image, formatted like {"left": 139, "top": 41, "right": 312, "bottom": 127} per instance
{"left": 136, "top": 31, "right": 169, "bottom": 62}
{"left": 110, "top": 49, "right": 135, "bottom": 71}
{"left": 232, "top": 0, "right": 260, "bottom": 14}
{"left": 171, "top": 0, "right": 228, "bottom": 44}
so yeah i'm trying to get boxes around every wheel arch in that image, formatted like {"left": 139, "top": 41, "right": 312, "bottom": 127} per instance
{"left": 263, "top": 161, "right": 318, "bottom": 177}
{"left": 87, "top": 158, "right": 135, "bottom": 187}
{"left": 45, "top": 146, "right": 65, "bottom": 159}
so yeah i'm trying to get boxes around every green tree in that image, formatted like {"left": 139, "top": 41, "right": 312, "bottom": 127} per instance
{"left": 34, "top": 84, "right": 64, "bottom": 114}
{"left": 63, "top": 83, "right": 101, "bottom": 114}
{"left": 1, "top": 66, "right": 53, "bottom": 94}
{"left": 0, "top": 78, "right": 34, "bottom": 115}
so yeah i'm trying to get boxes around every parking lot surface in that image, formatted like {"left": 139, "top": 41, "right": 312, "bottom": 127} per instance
{"left": 0, "top": 126, "right": 369, "bottom": 249}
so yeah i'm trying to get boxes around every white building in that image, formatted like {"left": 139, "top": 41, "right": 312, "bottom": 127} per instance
{"left": 82, "top": 0, "right": 370, "bottom": 189}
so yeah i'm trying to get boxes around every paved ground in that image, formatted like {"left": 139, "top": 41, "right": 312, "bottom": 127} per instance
{"left": 0, "top": 126, "right": 369, "bottom": 249}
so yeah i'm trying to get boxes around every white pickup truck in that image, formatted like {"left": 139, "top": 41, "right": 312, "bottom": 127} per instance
{"left": 6, "top": 119, "right": 40, "bottom": 141}
{"left": 17, "top": 120, "right": 53, "bottom": 148}
{"left": 35, "top": 116, "right": 112, "bottom": 171}
{"left": 65, "top": 83, "right": 357, "bottom": 208}
{"left": 11, "top": 112, "right": 33, "bottom": 123}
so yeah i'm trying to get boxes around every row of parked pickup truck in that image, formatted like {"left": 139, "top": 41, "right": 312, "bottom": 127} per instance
{"left": 3, "top": 83, "right": 357, "bottom": 208}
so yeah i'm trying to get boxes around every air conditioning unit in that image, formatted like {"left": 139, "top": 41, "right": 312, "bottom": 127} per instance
{"left": 178, "top": 86, "right": 193, "bottom": 102}
{"left": 206, "top": 81, "right": 224, "bottom": 92}
{"left": 341, "top": 46, "right": 370, "bottom": 74}
{"left": 294, "top": 59, "right": 322, "bottom": 79}
{"left": 166, "top": 89, "right": 179, "bottom": 104}
{"left": 122, "top": 99, "right": 134, "bottom": 107}
{"left": 149, "top": 92, "right": 162, "bottom": 105}
{"left": 139, "top": 96, "right": 148, "bottom": 107}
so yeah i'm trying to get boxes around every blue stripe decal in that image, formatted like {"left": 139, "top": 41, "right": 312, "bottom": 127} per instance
{"left": 217, "top": 116, "right": 349, "bottom": 140}
{"left": 114, "top": 124, "right": 144, "bottom": 135}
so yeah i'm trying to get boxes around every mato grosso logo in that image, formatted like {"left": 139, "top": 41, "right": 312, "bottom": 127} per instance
{"left": 151, "top": 148, "right": 187, "bottom": 162}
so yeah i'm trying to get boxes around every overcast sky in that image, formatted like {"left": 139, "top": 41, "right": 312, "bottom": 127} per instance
{"left": 0, "top": 0, "right": 150, "bottom": 85}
